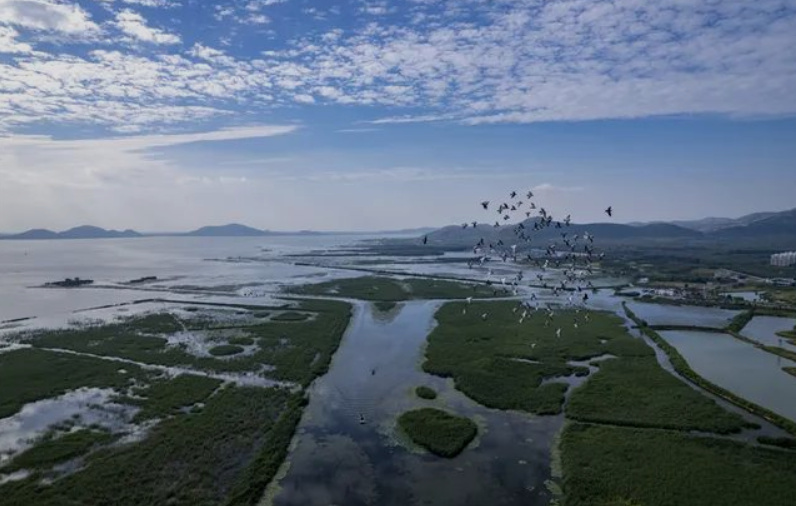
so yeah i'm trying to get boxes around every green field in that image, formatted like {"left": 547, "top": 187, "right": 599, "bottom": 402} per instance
{"left": 0, "top": 386, "right": 295, "bottom": 506}
{"left": 209, "top": 344, "right": 245, "bottom": 356}
{"left": 0, "top": 348, "right": 146, "bottom": 419}
{"left": 398, "top": 408, "right": 477, "bottom": 458}
{"left": 21, "top": 299, "right": 351, "bottom": 387}
{"left": 2, "top": 429, "right": 117, "bottom": 474}
{"left": 120, "top": 374, "right": 222, "bottom": 422}
{"left": 289, "top": 276, "right": 499, "bottom": 301}
{"left": 561, "top": 423, "right": 796, "bottom": 506}
{"left": 0, "top": 300, "right": 351, "bottom": 506}
{"left": 422, "top": 301, "right": 651, "bottom": 415}
{"left": 415, "top": 385, "right": 437, "bottom": 400}
{"left": 566, "top": 356, "right": 748, "bottom": 433}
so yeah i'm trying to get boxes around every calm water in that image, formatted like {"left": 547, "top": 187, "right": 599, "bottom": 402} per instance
{"left": 741, "top": 316, "right": 796, "bottom": 352}
{"left": 269, "top": 301, "right": 559, "bottom": 506}
{"left": 0, "top": 235, "right": 385, "bottom": 322}
{"left": 658, "top": 330, "right": 796, "bottom": 422}
{"left": 625, "top": 301, "right": 740, "bottom": 328}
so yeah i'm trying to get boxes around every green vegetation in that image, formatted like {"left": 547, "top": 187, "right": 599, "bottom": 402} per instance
{"left": 374, "top": 301, "right": 397, "bottom": 312}
{"left": 0, "top": 348, "right": 144, "bottom": 419}
{"left": 398, "top": 408, "right": 477, "bottom": 458}
{"left": 290, "top": 276, "right": 498, "bottom": 301}
{"left": 415, "top": 386, "right": 437, "bottom": 400}
{"left": 228, "top": 336, "right": 255, "bottom": 346}
{"left": 624, "top": 303, "right": 796, "bottom": 435}
{"left": 561, "top": 423, "right": 796, "bottom": 506}
{"left": 270, "top": 311, "right": 310, "bottom": 322}
{"left": 209, "top": 344, "right": 245, "bottom": 356}
{"left": 224, "top": 394, "right": 307, "bottom": 506}
{"left": 0, "top": 299, "right": 352, "bottom": 506}
{"left": 423, "top": 301, "right": 651, "bottom": 415}
{"left": 123, "top": 374, "right": 221, "bottom": 421}
{"left": 22, "top": 299, "right": 352, "bottom": 387}
{"left": 758, "top": 436, "right": 796, "bottom": 450}
{"left": 2, "top": 429, "right": 116, "bottom": 473}
{"left": 784, "top": 367, "right": 796, "bottom": 379}
{"left": 727, "top": 309, "right": 755, "bottom": 332}
{"left": 0, "top": 386, "right": 293, "bottom": 506}
{"left": 566, "top": 357, "right": 748, "bottom": 433}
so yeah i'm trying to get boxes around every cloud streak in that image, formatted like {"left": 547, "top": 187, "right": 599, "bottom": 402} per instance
{"left": 1, "top": 0, "right": 795, "bottom": 133}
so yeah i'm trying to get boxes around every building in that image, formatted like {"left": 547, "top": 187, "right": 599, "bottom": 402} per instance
{"left": 771, "top": 252, "right": 796, "bottom": 267}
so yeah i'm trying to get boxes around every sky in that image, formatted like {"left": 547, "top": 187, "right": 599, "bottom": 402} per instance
{"left": 1, "top": 0, "right": 795, "bottom": 232}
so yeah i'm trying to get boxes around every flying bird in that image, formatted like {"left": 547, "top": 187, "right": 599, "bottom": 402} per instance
{"left": 423, "top": 235, "right": 428, "bottom": 244}
{"left": 481, "top": 201, "right": 490, "bottom": 210}
{"left": 605, "top": 206, "right": 613, "bottom": 217}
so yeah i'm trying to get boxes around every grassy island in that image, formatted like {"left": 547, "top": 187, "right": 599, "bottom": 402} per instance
{"left": 415, "top": 386, "right": 437, "bottom": 400}
{"left": 398, "top": 408, "right": 477, "bottom": 458}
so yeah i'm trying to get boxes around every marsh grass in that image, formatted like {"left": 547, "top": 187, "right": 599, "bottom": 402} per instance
{"left": 0, "top": 348, "right": 145, "bottom": 419}
{"left": 566, "top": 357, "right": 748, "bottom": 433}
{"left": 22, "top": 300, "right": 352, "bottom": 387}
{"left": 209, "top": 344, "right": 245, "bottom": 356}
{"left": 2, "top": 429, "right": 116, "bottom": 473}
{"left": 122, "top": 374, "right": 222, "bottom": 422}
{"left": 398, "top": 408, "right": 477, "bottom": 458}
{"left": 0, "top": 386, "right": 293, "bottom": 506}
{"left": 270, "top": 312, "right": 310, "bottom": 322}
{"left": 423, "top": 301, "right": 650, "bottom": 414}
{"left": 290, "top": 276, "right": 497, "bottom": 301}
{"left": 415, "top": 386, "right": 437, "bottom": 400}
{"left": 561, "top": 423, "right": 796, "bottom": 506}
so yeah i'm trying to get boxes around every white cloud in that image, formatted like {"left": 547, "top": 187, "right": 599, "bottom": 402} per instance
{"left": 1, "top": 0, "right": 796, "bottom": 135}
{"left": 114, "top": 9, "right": 180, "bottom": 44}
{"left": 0, "top": 125, "right": 298, "bottom": 191}
{"left": 0, "top": 0, "right": 99, "bottom": 36}
{"left": 0, "top": 25, "right": 31, "bottom": 53}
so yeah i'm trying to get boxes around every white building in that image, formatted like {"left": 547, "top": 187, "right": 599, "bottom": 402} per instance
{"left": 771, "top": 252, "right": 796, "bottom": 267}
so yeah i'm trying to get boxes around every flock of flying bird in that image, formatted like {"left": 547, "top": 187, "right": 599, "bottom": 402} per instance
{"left": 424, "top": 189, "right": 614, "bottom": 337}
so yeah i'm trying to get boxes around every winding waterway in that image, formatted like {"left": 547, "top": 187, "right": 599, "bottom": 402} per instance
{"left": 267, "top": 301, "right": 560, "bottom": 506}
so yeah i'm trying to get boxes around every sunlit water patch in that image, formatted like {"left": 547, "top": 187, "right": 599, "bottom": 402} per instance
{"left": 741, "top": 316, "right": 796, "bottom": 352}
{"left": 658, "top": 331, "right": 796, "bottom": 423}
{"left": 0, "top": 388, "right": 137, "bottom": 464}
{"left": 626, "top": 301, "right": 740, "bottom": 328}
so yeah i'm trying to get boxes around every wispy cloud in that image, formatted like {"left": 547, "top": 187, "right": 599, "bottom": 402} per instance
{"left": 1, "top": 0, "right": 795, "bottom": 134}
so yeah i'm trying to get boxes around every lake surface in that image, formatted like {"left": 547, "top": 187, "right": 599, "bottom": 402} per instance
{"left": 625, "top": 301, "right": 739, "bottom": 328}
{"left": 658, "top": 330, "right": 796, "bottom": 422}
{"left": 0, "top": 235, "right": 388, "bottom": 322}
{"left": 268, "top": 301, "right": 559, "bottom": 506}
{"left": 741, "top": 316, "right": 796, "bottom": 352}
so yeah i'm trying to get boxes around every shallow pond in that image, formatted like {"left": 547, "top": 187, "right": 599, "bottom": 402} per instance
{"left": 625, "top": 301, "right": 739, "bottom": 328}
{"left": 658, "top": 331, "right": 796, "bottom": 423}
{"left": 267, "top": 301, "right": 561, "bottom": 506}
{"left": 741, "top": 316, "right": 796, "bottom": 352}
{"left": 0, "top": 388, "right": 136, "bottom": 464}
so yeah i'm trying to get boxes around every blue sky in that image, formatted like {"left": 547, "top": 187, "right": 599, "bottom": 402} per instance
{"left": 1, "top": 0, "right": 795, "bottom": 232}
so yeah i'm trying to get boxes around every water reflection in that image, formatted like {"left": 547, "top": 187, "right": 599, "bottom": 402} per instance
{"left": 658, "top": 331, "right": 796, "bottom": 422}
{"left": 741, "top": 316, "right": 796, "bottom": 352}
{"left": 270, "top": 301, "right": 560, "bottom": 506}
{"left": 626, "top": 301, "right": 739, "bottom": 328}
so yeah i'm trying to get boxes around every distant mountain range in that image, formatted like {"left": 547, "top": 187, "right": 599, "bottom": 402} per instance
{"left": 424, "top": 208, "right": 796, "bottom": 249}
{"left": 629, "top": 210, "right": 785, "bottom": 233}
{"left": 0, "top": 223, "right": 438, "bottom": 240}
